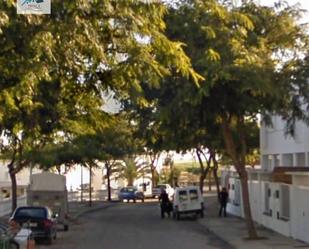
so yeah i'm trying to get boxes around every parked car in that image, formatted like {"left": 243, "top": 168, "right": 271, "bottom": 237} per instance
{"left": 118, "top": 187, "right": 144, "bottom": 202}
{"left": 152, "top": 184, "right": 174, "bottom": 199}
{"left": 9, "top": 206, "right": 57, "bottom": 244}
{"left": 172, "top": 186, "right": 204, "bottom": 220}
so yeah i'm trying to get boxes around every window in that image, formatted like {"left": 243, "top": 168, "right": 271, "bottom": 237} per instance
{"left": 179, "top": 190, "right": 188, "bottom": 202}
{"left": 15, "top": 208, "right": 47, "bottom": 219}
{"left": 189, "top": 189, "right": 198, "bottom": 201}
{"left": 262, "top": 155, "right": 269, "bottom": 170}
{"left": 275, "top": 190, "right": 280, "bottom": 199}
{"left": 274, "top": 154, "right": 280, "bottom": 167}
{"left": 282, "top": 154, "right": 293, "bottom": 167}
{"left": 296, "top": 153, "right": 305, "bottom": 166}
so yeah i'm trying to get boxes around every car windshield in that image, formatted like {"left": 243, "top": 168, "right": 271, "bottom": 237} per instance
{"left": 14, "top": 208, "right": 46, "bottom": 219}
{"left": 121, "top": 187, "right": 136, "bottom": 192}
{"left": 157, "top": 185, "right": 166, "bottom": 189}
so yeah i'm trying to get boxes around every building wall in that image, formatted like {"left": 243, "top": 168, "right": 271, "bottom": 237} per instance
{"left": 260, "top": 116, "right": 309, "bottom": 170}
{"left": 290, "top": 185, "right": 309, "bottom": 241}
{"left": 224, "top": 169, "right": 309, "bottom": 243}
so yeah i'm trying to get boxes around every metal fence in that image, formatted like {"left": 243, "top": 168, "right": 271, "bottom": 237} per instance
{"left": 0, "top": 189, "right": 120, "bottom": 217}
{"left": 67, "top": 189, "right": 119, "bottom": 202}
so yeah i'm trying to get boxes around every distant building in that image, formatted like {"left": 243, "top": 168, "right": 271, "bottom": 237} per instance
{"left": 0, "top": 160, "right": 39, "bottom": 199}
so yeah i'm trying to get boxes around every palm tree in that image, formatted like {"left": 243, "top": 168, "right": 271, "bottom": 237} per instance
{"left": 118, "top": 157, "right": 150, "bottom": 186}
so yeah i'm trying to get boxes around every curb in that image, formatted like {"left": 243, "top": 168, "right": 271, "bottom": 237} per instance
{"left": 197, "top": 219, "right": 236, "bottom": 249}
{"left": 71, "top": 202, "right": 118, "bottom": 220}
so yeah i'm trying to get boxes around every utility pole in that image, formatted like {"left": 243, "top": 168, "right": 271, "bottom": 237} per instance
{"left": 80, "top": 165, "right": 83, "bottom": 202}
{"left": 89, "top": 164, "right": 92, "bottom": 207}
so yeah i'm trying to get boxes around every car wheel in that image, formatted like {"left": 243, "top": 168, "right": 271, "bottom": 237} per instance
{"left": 172, "top": 211, "right": 176, "bottom": 219}
{"left": 64, "top": 224, "right": 69, "bottom": 231}
{"left": 133, "top": 198, "right": 136, "bottom": 203}
{"left": 174, "top": 206, "right": 180, "bottom": 220}
{"left": 46, "top": 235, "right": 53, "bottom": 245}
{"left": 176, "top": 211, "right": 180, "bottom": 220}
{"left": 9, "top": 240, "right": 19, "bottom": 249}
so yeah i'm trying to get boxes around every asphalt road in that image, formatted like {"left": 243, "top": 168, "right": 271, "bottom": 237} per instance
{"left": 37, "top": 201, "right": 233, "bottom": 249}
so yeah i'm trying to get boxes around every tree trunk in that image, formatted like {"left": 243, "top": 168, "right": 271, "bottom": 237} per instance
{"left": 9, "top": 171, "right": 17, "bottom": 213}
{"left": 199, "top": 174, "right": 206, "bottom": 194}
{"left": 81, "top": 165, "right": 83, "bottom": 202}
{"left": 128, "top": 180, "right": 133, "bottom": 186}
{"left": 151, "top": 168, "right": 156, "bottom": 188}
{"left": 196, "top": 148, "right": 208, "bottom": 194}
{"left": 208, "top": 171, "right": 212, "bottom": 191}
{"left": 213, "top": 167, "right": 220, "bottom": 199}
{"left": 221, "top": 118, "right": 258, "bottom": 239}
{"left": 107, "top": 167, "right": 112, "bottom": 201}
{"left": 170, "top": 164, "right": 175, "bottom": 188}
{"left": 239, "top": 168, "right": 258, "bottom": 238}
{"left": 212, "top": 155, "right": 220, "bottom": 199}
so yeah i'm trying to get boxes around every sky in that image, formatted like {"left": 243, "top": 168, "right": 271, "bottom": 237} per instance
{"left": 260, "top": 0, "right": 309, "bottom": 23}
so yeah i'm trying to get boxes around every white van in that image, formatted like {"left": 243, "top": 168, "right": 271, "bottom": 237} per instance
{"left": 172, "top": 186, "right": 204, "bottom": 220}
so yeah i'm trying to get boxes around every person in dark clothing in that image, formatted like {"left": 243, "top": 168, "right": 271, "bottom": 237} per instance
{"left": 218, "top": 187, "right": 229, "bottom": 217}
{"left": 159, "top": 189, "right": 171, "bottom": 218}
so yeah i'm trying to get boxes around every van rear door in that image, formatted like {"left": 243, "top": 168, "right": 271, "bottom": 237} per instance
{"left": 178, "top": 189, "right": 190, "bottom": 212}
{"left": 188, "top": 188, "right": 202, "bottom": 210}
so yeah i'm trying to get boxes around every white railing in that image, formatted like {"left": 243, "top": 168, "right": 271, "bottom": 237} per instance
{"left": 67, "top": 189, "right": 119, "bottom": 202}
{"left": 0, "top": 195, "right": 27, "bottom": 217}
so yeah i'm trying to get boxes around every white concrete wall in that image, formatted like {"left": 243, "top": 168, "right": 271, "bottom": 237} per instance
{"left": 226, "top": 177, "right": 243, "bottom": 217}
{"left": 248, "top": 181, "right": 261, "bottom": 222}
{"left": 225, "top": 172, "right": 309, "bottom": 243}
{"left": 290, "top": 185, "right": 309, "bottom": 243}
{"left": 0, "top": 195, "right": 27, "bottom": 217}
{"left": 260, "top": 182, "right": 291, "bottom": 237}
{"left": 293, "top": 175, "right": 309, "bottom": 186}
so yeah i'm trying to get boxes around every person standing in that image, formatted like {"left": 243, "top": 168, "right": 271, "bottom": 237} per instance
{"left": 218, "top": 187, "right": 229, "bottom": 217}
{"left": 159, "top": 189, "right": 170, "bottom": 218}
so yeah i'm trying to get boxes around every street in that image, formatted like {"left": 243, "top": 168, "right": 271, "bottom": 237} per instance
{"left": 37, "top": 201, "right": 234, "bottom": 249}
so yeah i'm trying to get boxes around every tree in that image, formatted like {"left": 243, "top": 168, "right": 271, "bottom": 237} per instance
{"left": 96, "top": 117, "right": 138, "bottom": 201}
{"left": 161, "top": 0, "right": 309, "bottom": 239}
{"left": 0, "top": 0, "right": 201, "bottom": 211}
{"left": 118, "top": 157, "right": 150, "bottom": 186}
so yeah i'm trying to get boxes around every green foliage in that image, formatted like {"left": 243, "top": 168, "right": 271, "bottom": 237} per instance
{"left": 159, "top": 166, "right": 181, "bottom": 185}
{"left": 159, "top": 0, "right": 308, "bottom": 238}
{"left": 28, "top": 115, "right": 138, "bottom": 169}
{"left": 0, "top": 0, "right": 200, "bottom": 174}
{"left": 118, "top": 157, "right": 150, "bottom": 186}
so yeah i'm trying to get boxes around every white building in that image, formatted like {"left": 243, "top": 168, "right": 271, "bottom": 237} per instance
{"left": 0, "top": 160, "right": 37, "bottom": 199}
{"left": 223, "top": 116, "right": 309, "bottom": 243}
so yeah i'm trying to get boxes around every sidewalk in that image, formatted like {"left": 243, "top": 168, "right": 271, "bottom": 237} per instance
{"left": 200, "top": 193, "right": 309, "bottom": 249}
{"left": 67, "top": 200, "right": 117, "bottom": 221}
